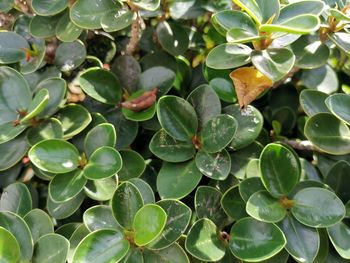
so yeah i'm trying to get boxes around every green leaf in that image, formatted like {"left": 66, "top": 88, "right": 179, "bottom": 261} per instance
{"left": 224, "top": 105, "right": 264, "bottom": 150}
{"left": 118, "top": 150, "right": 145, "bottom": 180}
{"left": 304, "top": 113, "right": 350, "bottom": 155}
{"left": 111, "top": 182, "right": 143, "bottom": 229}
{"left": 84, "top": 146, "right": 122, "bottom": 180}
{"left": 29, "top": 13, "right": 63, "bottom": 38}
{"left": 251, "top": 48, "right": 295, "bottom": 82}
{"left": 300, "top": 89, "right": 330, "bottom": 117}
{"left": 35, "top": 77, "right": 67, "bottom": 118}
{"left": 149, "top": 129, "right": 195, "bottom": 163}
{"left": 326, "top": 93, "right": 350, "bottom": 125}
{"left": 291, "top": 35, "right": 330, "bottom": 69}
{"left": 0, "top": 211, "right": 33, "bottom": 262}
{"left": 232, "top": 0, "right": 262, "bottom": 24}
{"left": 84, "top": 123, "right": 116, "bottom": 158}
{"left": 187, "top": 84, "right": 221, "bottom": 128}
{"left": 209, "top": 78, "right": 237, "bottom": 103}
{"left": 156, "top": 21, "right": 189, "bottom": 56}
{"left": 70, "top": 0, "right": 122, "bottom": 29}
{"left": 84, "top": 177, "right": 117, "bottom": 201}
{"left": 212, "top": 10, "right": 258, "bottom": 37}
{"left": 206, "top": 43, "right": 252, "bottom": 69}
{"left": 260, "top": 143, "right": 300, "bottom": 197}
{"left": 200, "top": 115, "right": 236, "bottom": 153}
{"left": 185, "top": 218, "right": 225, "bottom": 261}
{"left": 279, "top": 215, "right": 320, "bottom": 263}
{"left": 0, "top": 32, "right": 28, "bottom": 64}
{"left": 260, "top": 15, "right": 320, "bottom": 34}
{"left": 67, "top": 224, "right": 89, "bottom": 262}
{"left": 0, "top": 134, "right": 29, "bottom": 171}
{"left": 300, "top": 65, "right": 338, "bottom": 94}
{"left": 21, "top": 88, "right": 49, "bottom": 122}
{"left": 314, "top": 228, "right": 329, "bottom": 263}
{"left": 148, "top": 199, "right": 192, "bottom": 250}
{"left": 29, "top": 139, "right": 80, "bottom": 174}
{"left": 195, "top": 150, "right": 231, "bottom": 181}
{"left": 325, "top": 161, "right": 350, "bottom": 202}
{"left": 133, "top": 204, "right": 167, "bottom": 246}
{"left": 246, "top": 190, "right": 286, "bottom": 223}
{"left": 56, "top": 10, "right": 83, "bottom": 42}
{"left": 221, "top": 186, "right": 248, "bottom": 221}
{"left": 291, "top": 187, "right": 345, "bottom": 227}
{"left": 329, "top": 32, "right": 350, "bottom": 55}
{"left": 54, "top": 41, "right": 86, "bottom": 72}
{"left": 138, "top": 66, "right": 175, "bottom": 96}
{"left": 83, "top": 205, "right": 121, "bottom": 232}
{"left": 327, "top": 221, "right": 350, "bottom": 259}
{"left": 101, "top": 8, "right": 134, "bottom": 32}
{"left": 157, "top": 160, "right": 202, "bottom": 199}
{"left": 195, "top": 186, "right": 231, "bottom": 228}
{"left": 132, "top": 0, "right": 160, "bottom": 11}
{"left": 0, "top": 227, "right": 20, "bottom": 263}
{"left": 0, "top": 182, "right": 32, "bottom": 217}
{"left": 56, "top": 104, "right": 92, "bottom": 139}
{"left": 239, "top": 177, "right": 265, "bottom": 202}
{"left": 32, "top": 0, "right": 68, "bottom": 16}
{"left": 143, "top": 243, "right": 189, "bottom": 263}
{"left": 157, "top": 95, "right": 198, "bottom": 142}
{"left": 47, "top": 191, "right": 85, "bottom": 220}
{"left": 72, "top": 229, "right": 130, "bottom": 263}
{"left": 128, "top": 178, "right": 155, "bottom": 204}
{"left": 0, "top": 0, "right": 14, "bottom": 12}
{"left": 33, "top": 234, "right": 69, "bottom": 263}
{"left": 49, "top": 170, "right": 86, "bottom": 203}
{"left": 23, "top": 209, "right": 54, "bottom": 243}
{"left": 27, "top": 118, "right": 64, "bottom": 146}
{"left": 229, "top": 217, "right": 286, "bottom": 262}
{"left": 276, "top": 0, "right": 325, "bottom": 23}
{"left": 79, "top": 68, "right": 122, "bottom": 105}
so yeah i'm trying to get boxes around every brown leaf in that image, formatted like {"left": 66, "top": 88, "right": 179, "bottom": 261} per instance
{"left": 230, "top": 67, "right": 273, "bottom": 109}
{"left": 121, "top": 87, "right": 158, "bottom": 112}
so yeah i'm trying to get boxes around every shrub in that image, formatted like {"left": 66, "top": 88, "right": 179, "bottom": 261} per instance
{"left": 1, "top": 0, "right": 350, "bottom": 262}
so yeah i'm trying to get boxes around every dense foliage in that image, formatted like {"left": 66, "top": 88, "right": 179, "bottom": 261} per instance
{"left": 1, "top": 0, "right": 350, "bottom": 262}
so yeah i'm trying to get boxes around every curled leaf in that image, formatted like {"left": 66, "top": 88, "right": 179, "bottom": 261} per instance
{"left": 121, "top": 88, "right": 158, "bottom": 112}
{"left": 230, "top": 67, "right": 273, "bottom": 109}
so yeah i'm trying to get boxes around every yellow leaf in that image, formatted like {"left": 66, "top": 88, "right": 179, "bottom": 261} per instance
{"left": 230, "top": 67, "right": 273, "bottom": 109}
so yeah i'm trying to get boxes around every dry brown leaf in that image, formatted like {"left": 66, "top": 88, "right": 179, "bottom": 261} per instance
{"left": 230, "top": 67, "right": 273, "bottom": 109}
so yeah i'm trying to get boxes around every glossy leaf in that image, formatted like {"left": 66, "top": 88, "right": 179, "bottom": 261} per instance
{"left": 329, "top": 32, "right": 350, "bottom": 55}
{"left": 132, "top": 0, "right": 160, "bottom": 11}
{"left": 83, "top": 146, "right": 122, "bottom": 180}
{"left": 260, "top": 143, "right": 300, "bottom": 197}
{"left": 149, "top": 129, "right": 195, "bottom": 163}
{"left": 195, "top": 150, "right": 231, "bottom": 181}
{"left": 229, "top": 217, "right": 286, "bottom": 262}
{"left": 72, "top": 229, "right": 130, "bottom": 263}
{"left": 83, "top": 205, "right": 120, "bottom": 232}
{"left": 32, "top": 234, "right": 69, "bottom": 263}
{"left": 206, "top": 43, "right": 252, "bottom": 69}
{"left": 209, "top": 78, "right": 237, "bottom": 103}
{"left": 246, "top": 190, "right": 286, "bottom": 223}
{"left": 0, "top": 182, "right": 32, "bottom": 217}
{"left": 70, "top": 0, "right": 122, "bottom": 29}
{"left": 0, "top": 32, "right": 28, "bottom": 64}
{"left": 157, "top": 160, "right": 202, "bottom": 199}
{"left": 54, "top": 41, "right": 86, "bottom": 72}
{"left": 326, "top": 93, "right": 350, "bottom": 125}
{"left": 251, "top": 48, "right": 295, "bottom": 82}
{"left": 325, "top": 161, "right": 350, "bottom": 202}
{"left": 23, "top": 209, "right": 54, "bottom": 243}
{"left": 79, "top": 68, "right": 122, "bottom": 104}
{"left": 279, "top": 214, "right": 320, "bottom": 263}
{"left": 49, "top": 170, "right": 86, "bottom": 203}
{"left": 84, "top": 177, "right": 117, "bottom": 202}
{"left": 101, "top": 8, "right": 134, "bottom": 32}
{"left": 185, "top": 218, "right": 226, "bottom": 261}
{"left": 27, "top": 118, "right": 64, "bottom": 146}
{"left": 143, "top": 243, "right": 189, "bottom": 263}
{"left": 0, "top": 227, "right": 20, "bottom": 263}
{"left": 224, "top": 105, "right": 264, "bottom": 150}
{"left": 32, "top": 0, "right": 68, "bottom": 16}
{"left": 29, "top": 14, "right": 63, "bottom": 38}
{"left": 0, "top": 134, "right": 29, "bottom": 171}
{"left": 29, "top": 139, "right": 80, "bottom": 173}
{"left": 111, "top": 182, "right": 143, "bottom": 229}
{"left": 291, "top": 187, "right": 345, "bottom": 227}
{"left": 84, "top": 123, "right": 116, "bottom": 157}
{"left": 133, "top": 204, "right": 167, "bottom": 246}
{"left": 327, "top": 221, "right": 350, "bottom": 259}
{"left": 304, "top": 113, "right": 350, "bottom": 155}
{"left": 118, "top": 150, "right": 145, "bottom": 180}
{"left": 221, "top": 186, "right": 248, "bottom": 221}
{"left": 157, "top": 96, "right": 198, "bottom": 142}
{"left": 56, "top": 10, "right": 83, "bottom": 42}
{"left": 148, "top": 199, "right": 192, "bottom": 250}
{"left": 47, "top": 191, "right": 85, "bottom": 220}
{"left": 300, "top": 89, "right": 330, "bottom": 117}
{"left": 138, "top": 66, "right": 175, "bottom": 96}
